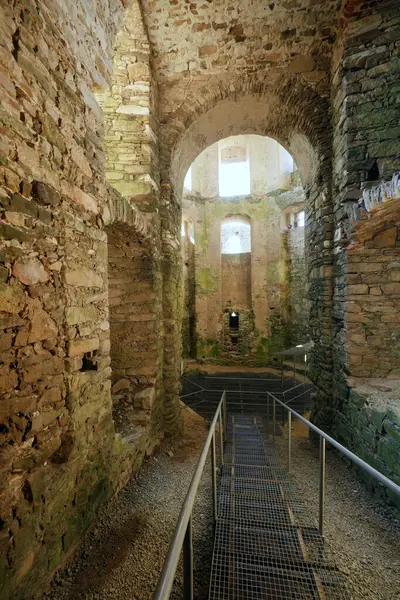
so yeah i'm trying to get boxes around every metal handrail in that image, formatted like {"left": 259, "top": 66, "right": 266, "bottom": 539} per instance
{"left": 282, "top": 381, "right": 310, "bottom": 396}
{"left": 153, "top": 391, "right": 227, "bottom": 600}
{"left": 194, "top": 389, "right": 278, "bottom": 396}
{"left": 268, "top": 391, "right": 400, "bottom": 535}
{"left": 179, "top": 389, "right": 205, "bottom": 400}
{"left": 181, "top": 376, "right": 204, "bottom": 391}
{"left": 283, "top": 388, "right": 310, "bottom": 405}
{"left": 204, "top": 376, "right": 281, "bottom": 382}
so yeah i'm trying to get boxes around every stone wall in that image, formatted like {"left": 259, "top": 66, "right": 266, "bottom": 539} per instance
{"left": 314, "top": 0, "right": 400, "bottom": 491}
{"left": 346, "top": 221, "right": 400, "bottom": 378}
{"left": 97, "top": 1, "right": 160, "bottom": 213}
{"left": 107, "top": 221, "right": 163, "bottom": 431}
{"left": 182, "top": 182, "right": 308, "bottom": 364}
{"left": 0, "top": 2, "right": 170, "bottom": 598}
{"left": 333, "top": 382, "right": 400, "bottom": 508}
{"left": 332, "top": 0, "right": 400, "bottom": 394}
{"left": 1, "top": 0, "right": 399, "bottom": 595}
{"left": 181, "top": 221, "right": 196, "bottom": 357}
{"left": 221, "top": 253, "right": 252, "bottom": 309}
{"left": 221, "top": 309, "right": 255, "bottom": 360}
{"left": 331, "top": 198, "right": 400, "bottom": 502}
{"left": 282, "top": 226, "right": 309, "bottom": 346}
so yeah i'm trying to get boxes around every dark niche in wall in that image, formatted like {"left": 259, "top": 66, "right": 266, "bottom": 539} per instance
{"left": 229, "top": 311, "right": 239, "bottom": 330}
{"left": 229, "top": 311, "right": 239, "bottom": 346}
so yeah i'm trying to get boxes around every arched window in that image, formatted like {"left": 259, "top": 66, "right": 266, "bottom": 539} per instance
{"left": 219, "top": 145, "right": 250, "bottom": 197}
{"left": 221, "top": 219, "right": 251, "bottom": 254}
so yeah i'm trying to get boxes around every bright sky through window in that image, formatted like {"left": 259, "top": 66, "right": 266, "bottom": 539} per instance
{"left": 184, "top": 166, "right": 192, "bottom": 191}
{"left": 219, "top": 161, "right": 250, "bottom": 197}
{"left": 221, "top": 220, "right": 251, "bottom": 254}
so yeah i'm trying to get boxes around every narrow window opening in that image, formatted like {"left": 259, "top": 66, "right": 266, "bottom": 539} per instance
{"left": 80, "top": 351, "right": 98, "bottom": 372}
{"left": 189, "top": 221, "right": 195, "bottom": 244}
{"left": 219, "top": 144, "right": 250, "bottom": 197}
{"left": 221, "top": 220, "right": 251, "bottom": 255}
{"left": 229, "top": 312, "right": 239, "bottom": 330}
{"left": 366, "top": 160, "right": 379, "bottom": 182}
{"left": 231, "top": 336, "right": 238, "bottom": 346}
{"left": 297, "top": 211, "right": 305, "bottom": 227}
{"left": 184, "top": 166, "right": 192, "bottom": 191}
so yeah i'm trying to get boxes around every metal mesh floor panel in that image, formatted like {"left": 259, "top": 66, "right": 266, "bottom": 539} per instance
{"left": 209, "top": 413, "right": 350, "bottom": 599}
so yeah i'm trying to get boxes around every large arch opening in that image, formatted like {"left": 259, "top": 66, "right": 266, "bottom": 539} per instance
{"left": 166, "top": 84, "right": 333, "bottom": 399}
{"left": 181, "top": 133, "right": 310, "bottom": 364}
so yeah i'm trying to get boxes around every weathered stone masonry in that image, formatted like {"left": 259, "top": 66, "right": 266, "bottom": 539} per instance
{"left": 328, "top": 0, "right": 400, "bottom": 493}
{"left": 182, "top": 185, "right": 308, "bottom": 364}
{"left": 0, "top": 2, "right": 175, "bottom": 598}
{"left": 0, "top": 0, "right": 399, "bottom": 597}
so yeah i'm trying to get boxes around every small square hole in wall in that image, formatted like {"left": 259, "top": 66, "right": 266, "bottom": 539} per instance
{"left": 80, "top": 350, "right": 98, "bottom": 372}
{"left": 231, "top": 336, "right": 238, "bottom": 345}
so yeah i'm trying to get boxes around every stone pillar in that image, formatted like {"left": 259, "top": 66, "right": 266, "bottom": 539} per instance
{"left": 306, "top": 159, "right": 335, "bottom": 427}
{"left": 160, "top": 182, "right": 184, "bottom": 434}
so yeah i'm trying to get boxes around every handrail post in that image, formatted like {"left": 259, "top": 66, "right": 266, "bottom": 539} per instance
{"left": 288, "top": 411, "right": 292, "bottom": 473}
{"left": 211, "top": 431, "right": 217, "bottom": 527}
{"left": 223, "top": 391, "right": 227, "bottom": 439}
{"left": 273, "top": 396, "right": 276, "bottom": 441}
{"left": 267, "top": 392, "right": 270, "bottom": 434}
{"left": 183, "top": 515, "right": 193, "bottom": 600}
{"left": 319, "top": 436, "right": 326, "bottom": 537}
{"left": 152, "top": 393, "right": 233, "bottom": 600}
{"left": 219, "top": 408, "right": 224, "bottom": 467}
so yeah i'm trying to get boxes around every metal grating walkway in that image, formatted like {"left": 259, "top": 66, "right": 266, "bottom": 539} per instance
{"left": 209, "top": 414, "right": 350, "bottom": 599}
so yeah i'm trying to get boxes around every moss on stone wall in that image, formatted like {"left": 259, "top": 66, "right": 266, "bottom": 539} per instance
{"left": 198, "top": 267, "right": 219, "bottom": 296}
{"left": 184, "top": 191, "right": 308, "bottom": 367}
{"left": 197, "top": 336, "right": 223, "bottom": 360}
{"left": 329, "top": 387, "right": 400, "bottom": 509}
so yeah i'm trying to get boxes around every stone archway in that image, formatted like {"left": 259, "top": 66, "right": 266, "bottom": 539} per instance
{"left": 159, "top": 78, "right": 334, "bottom": 406}
{"left": 103, "top": 190, "right": 163, "bottom": 436}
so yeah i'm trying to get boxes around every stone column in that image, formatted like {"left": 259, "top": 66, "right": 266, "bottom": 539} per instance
{"left": 160, "top": 182, "right": 184, "bottom": 434}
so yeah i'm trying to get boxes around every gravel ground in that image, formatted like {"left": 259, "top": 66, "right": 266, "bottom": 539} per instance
{"left": 40, "top": 407, "right": 214, "bottom": 600}
{"left": 275, "top": 416, "right": 400, "bottom": 600}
